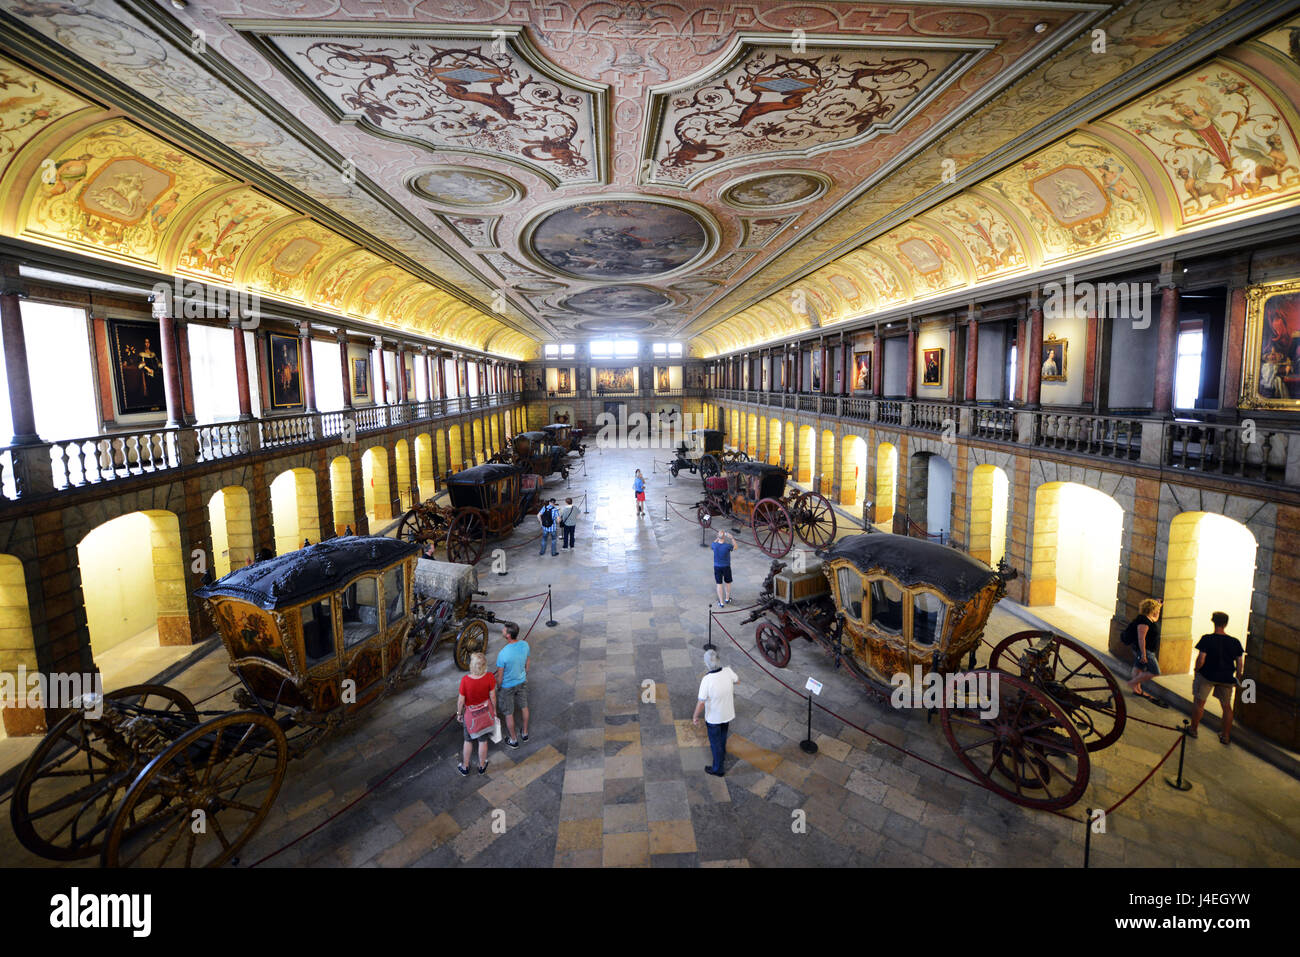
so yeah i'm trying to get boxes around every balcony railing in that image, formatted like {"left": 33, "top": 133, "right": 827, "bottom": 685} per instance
{"left": 0, "top": 392, "right": 524, "bottom": 502}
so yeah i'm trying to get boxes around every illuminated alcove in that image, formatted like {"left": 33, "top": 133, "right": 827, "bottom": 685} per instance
{"left": 1160, "top": 512, "right": 1256, "bottom": 673}
{"left": 840, "top": 435, "right": 867, "bottom": 509}
{"left": 905, "top": 453, "right": 953, "bottom": 540}
{"left": 746, "top": 415, "right": 758, "bottom": 456}
{"left": 875, "top": 443, "right": 898, "bottom": 525}
{"left": 415, "top": 433, "right": 436, "bottom": 502}
{"left": 394, "top": 438, "right": 413, "bottom": 512}
{"left": 768, "top": 419, "right": 782, "bottom": 465}
{"left": 0, "top": 554, "right": 40, "bottom": 737}
{"left": 329, "top": 456, "right": 355, "bottom": 535}
{"left": 797, "top": 426, "right": 815, "bottom": 483}
{"left": 783, "top": 422, "right": 794, "bottom": 469}
{"left": 270, "top": 468, "right": 321, "bottom": 555}
{"left": 969, "top": 464, "right": 1010, "bottom": 566}
{"left": 1029, "top": 482, "right": 1123, "bottom": 613}
{"left": 448, "top": 424, "right": 463, "bottom": 472}
{"left": 819, "top": 430, "right": 835, "bottom": 496}
{"left": 360, "top": 447, "right": 391, "bottom": 525}
{"left": 207, "top": 486, "right": 254, "bottom": 578}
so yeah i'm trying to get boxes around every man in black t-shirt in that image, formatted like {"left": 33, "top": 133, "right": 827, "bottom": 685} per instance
{"left": 1189, "top": 611, "right": 1245, "bottom": 745}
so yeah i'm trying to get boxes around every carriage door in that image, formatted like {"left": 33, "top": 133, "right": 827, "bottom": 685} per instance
{"left": 339, "top": 575, "right": 385, "bottom": 709}
{"left": 381, "top": 563, "right": 408, "bottom": 678}
{"left": 301, "top": 596, "right": 342, "bottom": 712}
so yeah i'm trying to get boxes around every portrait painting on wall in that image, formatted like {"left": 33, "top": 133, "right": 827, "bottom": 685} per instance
{"left": 596, "top": 367, "right": 635, "bottom": 393}
{"left": 351, "top": 356, "right": 369, "bottom": 399}
{"left": 404, "top": 356, "right": 415, "bottom": 400}
{"left": 1243, "top": 277, "right": 1300, "bottom": 409}
{"left": 558, "top": 369, "right": 571, "bottom": 393}
{"left": 810, "top": 347, "right": 822, "bottom": 392}
{"left": 853, "top": 351, "right": 872, "bottom": 391}
{"left": 457, "top": 362, "right": 467, "bottom": 396}
{"left": 657, "top": 367, "right": 670, "bottom": 391}
{"left": 107, "top": 318, "right": 166, "bottom": 416}
{"left": 1041, "top": 335, "right": 1067, "bottom": 382}
{"left": 267, "top": 333, "right": 303, "bottom": 409}
{"left": 922, "top": 348, "right": 943, "bottom": 386}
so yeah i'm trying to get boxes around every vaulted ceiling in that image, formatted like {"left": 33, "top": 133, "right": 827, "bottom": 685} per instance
{"left": 1, "top": 0, "right": 1297, "bottom": 359}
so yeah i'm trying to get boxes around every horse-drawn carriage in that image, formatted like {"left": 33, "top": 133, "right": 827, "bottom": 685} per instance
{"left": 493, "top": 430, "right": 569, "bottom": 481}
{"left": 397, "top": 463, "right": 538, "bottom": 564}
{"left": 669, "top": 429, "right": 753, "bottom": 478}
{"left": 694, "top": 460, "right": 837, "bottom": 558}
{"left": 542, "top": 422, "right": 584, "bottom": 458}
{"left": 743, "top": 533, "right": 1126, "bottom": 810}
{"left": 9, "top": 538, "right": 498, "bottom": 867}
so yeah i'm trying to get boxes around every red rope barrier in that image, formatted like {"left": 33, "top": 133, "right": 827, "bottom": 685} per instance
{"left": 477, "top": 591, "right": 550, "bottom": 604}
{"left": 1104, "top": 735, "right": 1183, "bottom": 815}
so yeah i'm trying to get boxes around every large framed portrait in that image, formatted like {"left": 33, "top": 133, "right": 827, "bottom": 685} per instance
{"left": 1242, "top": 277, "right": 1300, "bottom": 409}
{"left": 404, "top": 355, "right": 415, "bottom": 400}
{"left": 107, "top": 318, "right": 166, "bottom": 415}
{"left": 457, "top": 361, "right": 467, "bottom": 396}
{"left": 558, "top": 368, "right": 571, "bottom": 393}
{"left": 810, "top": 347, "right": 822, "bottom": 393}
{"left": 922, "top": 348, "right": 943, "bottom": 386}
{"left": 1041, "top": 334, "right": 1067, "bottom": 382}
{"left": 853, "top": 351, "right": 872, "bottom": 392}
{"left": 595, "top": 367, "right": 635, "bottom": 393}
{"left": 351, "top": 356, "right": 369, "bottom": 399}
{"left": 657, "top": 367, "right": 670, "bottom": 391}
{"left": 267, "top": 332, "right": 303, "bottom": 409}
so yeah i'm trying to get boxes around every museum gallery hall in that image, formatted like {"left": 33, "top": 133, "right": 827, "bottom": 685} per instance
{"left": 0, "top": 0, "right": 1297, "bottom": 874}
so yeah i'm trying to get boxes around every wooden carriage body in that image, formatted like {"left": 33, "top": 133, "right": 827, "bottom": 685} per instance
{"left": 513, "top": 430, "right": 568, "bottom": 478}
{"left": 682, "top": 428, "right": 724, "bottom": 461}
{"left": 718, "top": 460, "right": 787, "bottom": 521}
{"left": 195, "top": 537, "right": 420, "bottom": 721}
{"left": 446, "top": 462, "right": 525, "bottom": 519}
{"left": 542, "top": 422, "right": 584, "bottom": 456}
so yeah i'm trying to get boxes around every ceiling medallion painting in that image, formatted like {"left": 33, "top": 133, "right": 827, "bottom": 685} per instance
{"left": 575, "top": 317, "right": 655, "bottom": 334}
{"left": 245, "top": 24, "right": 607, "bottom": 186}
{"left": 724, "top": 172, "right": 829, "bottom": 209}
{"left": 645, "top": 38, "right": 983, "bottom": 187}
{"left": 525, "top": 198, "right": 713, "bottom": 281}
{"left": 407, "top": 166, "right": 522, "bottom": 207}
{"left": 563, "top": 285, "right": 671, "bottom": 316}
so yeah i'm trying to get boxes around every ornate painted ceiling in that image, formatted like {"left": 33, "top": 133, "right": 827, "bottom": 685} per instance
{"left": 0, "top": 0, "right": 1297, "bottom": 359}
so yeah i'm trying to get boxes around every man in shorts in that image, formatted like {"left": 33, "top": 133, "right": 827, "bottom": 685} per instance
{"left": 1189, "top": 611, "right": 1245, "bottom": 745}
{"left": 494, "top": 621, "right": 531, "bottom": 748}
{"left": 711, "top": 528, "right": 735, "bottom": 608}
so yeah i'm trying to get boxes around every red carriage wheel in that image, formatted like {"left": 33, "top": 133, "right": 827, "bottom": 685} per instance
{"left": 793, "top": 491, "right": 838, "bottom": 549}
{"left": 940, "top": 671, "right": 1090, "bottom": 810}
{"left": 696, "top": 505, "right": 710, "bottom": 527}
{"left": 755, "top": 622, "right": 791, "bottom": 668}
{"left": 446, "top": 508, "right": 487, "bottom": 565}
{"left": 751, "top": 498, "right": 793, "bottom": 558}
{"left": 988, "top": 630, "right": 1126, "bottom": 752}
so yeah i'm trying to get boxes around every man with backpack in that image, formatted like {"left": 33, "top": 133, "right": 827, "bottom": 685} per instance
{"left": 537, "top": 498, "right": 559, "bottom": 556}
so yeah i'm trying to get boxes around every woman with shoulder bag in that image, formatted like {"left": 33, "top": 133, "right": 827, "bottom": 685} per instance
{"left": 457, "top": 652, "right": 497, "bottom": 775}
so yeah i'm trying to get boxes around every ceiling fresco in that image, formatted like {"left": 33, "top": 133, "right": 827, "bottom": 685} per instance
{"left": 0, "top": 1, "right": 1296, "bottom": 359}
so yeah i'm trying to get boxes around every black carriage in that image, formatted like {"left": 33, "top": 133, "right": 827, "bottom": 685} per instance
{"left": 693, "top": 460, "right": 837, "bottom": 558}
{"left": 542, "top": 422, "right": 585, "bottom": 458}
{"left": 397, "top": 462, "right": 538, "bottom": 564}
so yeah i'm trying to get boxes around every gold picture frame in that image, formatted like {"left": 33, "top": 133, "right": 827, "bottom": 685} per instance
{"left": 1241, "top": 277, "right": 1300, "bottom": 409}
{"left": 1041, "top": 334, "right": 1067, "bottom": 383}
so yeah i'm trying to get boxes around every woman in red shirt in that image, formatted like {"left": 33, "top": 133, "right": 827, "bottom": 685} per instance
{"left": 457, "top": 652, "right": 497, "bottom": 775}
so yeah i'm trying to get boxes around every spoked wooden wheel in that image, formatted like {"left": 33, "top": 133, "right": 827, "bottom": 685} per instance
{"left": 940, "top": 671, "right": 1090, "bottom": 810}
{"left": 699, "top": 455, "right": 720, "bottom": 477}
{"left": 485, "top": 507, "right": 513, "bottom": 539}
{"left": 409, "top": 597, "right": 453, "bottom": 660}
{"left": 751, "top": 497, "right": 794, "bottom": 558}
{"left": 755, "top": 622, "right": 791, "bottom": 668}
{"left": 101, "top": 711, "right": 288, "bottom": 868}
{"left": 793, "top": 491, "right": 838, "bottom": 548}
{"left": 10, "top": 684, "right": 198, "bottom": 861}
{"left": 396, "top": 507, "right": 438, "bottom": 545}
{"left": 989, "top": 630, "right": 1126, "bottom": 752}
{"left": 453, "top": 619, "right": 490, "bottom": 671}
{"left": 446, "top": 508, "right": 487, "bottom": 565}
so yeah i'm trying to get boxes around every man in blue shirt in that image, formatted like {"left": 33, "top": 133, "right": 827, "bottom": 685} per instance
{"left": 537, "top": 498, "right": 559, "bottom": 556}
{"left": 711, "top": 529, "right": 735, "bottom": 608}
{"left": 494, "top": 621, "right": 531, "bottom": 747}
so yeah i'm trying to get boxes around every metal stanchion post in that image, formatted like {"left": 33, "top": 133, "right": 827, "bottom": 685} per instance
{"left": 1165, "top": 719, "right": 1194, "bottom": 791}
{"left": 545, "top": 584, "right": 558, "bottom": 628}
{"left": 704, "top": 607, "right": 715, "bottom": 652}
{"left": 800, "top": 693, "right": 818, "bottom": 754}
{"left": 665, "top": 495, "right": 668, "bottom": 520}
{"left": 1083, "top": 810, "right": 1092, "bottom": 868}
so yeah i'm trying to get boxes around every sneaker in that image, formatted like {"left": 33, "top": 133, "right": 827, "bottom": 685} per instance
{"left": 507, "top": 738, "right": 520, "bottom": 749}
{"left": 521, "top": 732, "right": 529, "bottom": 742}
{"left": 724, "top": 598, "right": 733, "bottom": 605}
{"left": 717, "top": 602, "right": 726, "bottom": 609}
{"left": 478, "top": 762, "right": 490, "bottom": 774}
{"left": 705, "top": 767, "right": 725, "bottom": 777}
{"left": 457, "top": 763, "right": 470, "bottom": 776}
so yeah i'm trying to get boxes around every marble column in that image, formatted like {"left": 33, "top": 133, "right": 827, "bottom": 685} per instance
{"left": 299, "top": 321, "right": 317, "bottom": 412}
{"left": 1, "top": 266, "right": 39, "bottom": 444}
{"left": 337, "top": 330, "right": 352, "bottom": 410}
{"left": 964, "top": 309, "right": 979, "bottom": 403}
{"left": 375, "top": 338, "right": 387, "bottom": 405}
{"left": 1153, "top": 284, "right": 1180, "bottom": 414}
{"left": 1025, "top": 303, "right": 1044, "bottom": 409}
{"left": 152, "top": 296, "right": 184, "bottom": 428}
{"left": 232, "top": 320, "right": 253, "bottom": 419}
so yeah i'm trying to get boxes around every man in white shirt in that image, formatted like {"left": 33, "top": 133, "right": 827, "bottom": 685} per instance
{"left": 693, "top": 649, "right": 740, "bottom": 777}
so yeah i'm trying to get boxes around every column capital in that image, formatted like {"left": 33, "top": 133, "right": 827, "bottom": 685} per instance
{"left": 149, "top": 287, "right": 172, "bottom": 320}
{"left": 334, "top": 326, "right": 350, "bottom": 343}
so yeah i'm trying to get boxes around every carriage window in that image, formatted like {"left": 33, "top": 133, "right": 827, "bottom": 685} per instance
{"left": 384, "top": 566, "right": 405, "bottom": 625}
{"left": 912, "top": 592, "right": 946, "bottom": 647}
{"left": 837, "top": 568, "right": 864, "bottom": 621}
{"left": 301, "top": 600, "right": 335, "bottom": 665}
{"left": 341, "top": 576, "right": 380, "bottom": 648}
{"left": 869, "top": 579, "right": 904, "bottom": 634}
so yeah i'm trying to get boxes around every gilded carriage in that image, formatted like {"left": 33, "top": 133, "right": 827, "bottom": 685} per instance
{"left": 743, "top": 533, "right": 1127, "bottom": 810}
{"left": 9, "top": 538, "right": 497, "bottom": 868}
{"left": 542, "top": 422, "right": 585, "bottom": 457}
{"left": 397, "top": 462, "right": 539, "bottom": 564}
{"left": 694, "top": 460, "right": 837, "bottom": 557}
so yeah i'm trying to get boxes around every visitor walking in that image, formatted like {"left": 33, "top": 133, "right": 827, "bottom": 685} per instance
{"left": 495, "top": 621, "right": 530, "bottom": 748}
{"left": 693, "top": 648, "right": 740, "bottom": 777}
{"left": 456, "top": 652, "right": 496, "bottom": 775}
{"left": 633, "top": 469, "right": 646, "bottom": 517}
{"left": 711, "top": 528, "right": 735, "bottom": 608}
{"left": 1122, "top": 598, "right": 1167, "bottom": 706}
{"left": 560, "top": 496, "right": 578, "bottom": 549}
{"left": 1189, "top": 611, "right": 1245, "bottom": 745}
{"left": 537, "top": 498, "right": 559, "bottom": 556}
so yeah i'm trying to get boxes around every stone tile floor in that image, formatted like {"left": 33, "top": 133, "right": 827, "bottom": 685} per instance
{"left": 3, "top": 446, "right": 1297, "bottom": 868}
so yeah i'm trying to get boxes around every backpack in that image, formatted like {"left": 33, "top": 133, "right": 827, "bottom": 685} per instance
{"left": 540, "top": 506, "right": 555, "bottom": 529}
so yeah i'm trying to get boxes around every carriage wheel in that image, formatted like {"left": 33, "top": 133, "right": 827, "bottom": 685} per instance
{"left": 699, "top": 454, "right": 720, "bottom": 478}
{"left": 560, "top": 464, "right": 570, "bottom": 481}
{"left": 446, "top": 509, "right": 487, "bottom": 565}
{"left": 409, "top": 597, "right": 454, "bottom": 660}
{"left": 736, "top": 451, "right": 751, "bottom": 462}
{"left": 486, "top": 507, "right": 513, "bottom": 539}
{"left": 396, "top": 508, "right": 436, "bottom": 545}
{"left": 669, "top": 464, "right": 680, "bottom": 478}
{"left": 751, "top": 498, "right": 794, "bottom": 558}
{"left": 10, "top": 684, "right": 198, "bottom": 861}
{"left": 940, "top": 671, "right": 1090, "bottom": 811}
{"left": 453, "top": 619, "right": 490, "bottom": 671}
{"left": 755, "top": 622, "right": 791, "bottom": 669}
{"left": 794, "top": 491, "right": 838, "bottom": 549}
{"left": 101, "top": 710, "right": 288, "bottom": 868}
{"left": 988, "top": 630, "right": 1126, "bottom": 752}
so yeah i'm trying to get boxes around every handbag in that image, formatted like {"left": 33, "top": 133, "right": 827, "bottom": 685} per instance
{"left": 464, "top": 699, "right": 494, "bottom": 737}
{"left": 489, "top": 716, "right": 503, "bottom": 744}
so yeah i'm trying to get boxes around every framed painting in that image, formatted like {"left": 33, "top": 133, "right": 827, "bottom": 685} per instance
{"left": 404, "top": 355, "right": 415, "bottom": 400}
{"left": 1242, "top": 277, "right": 1300, "bottom": 409}
{"left": 351, "top": 356, "right": 369, "bottom": 399}
{"left": 810, "top": 347, "right": 822, "bottom": 393}
{"left": 106, "top": 318, "right": 167, "bottom": 415}
{"left": 922, "top": 348, "right": 943, "bottom": 386}
{"left": 267, "top": 332, "right": 303, "bottom": 409}
{"left": 1041, "top": 334, "right": 1067, "bottom": 382}
{"left": 853, "top": 351, "right": 872, "bottom": 391}
{"left": 657, "top": 367, "right": 670, "bottom": 391}
{"left": 558, "top": 368, "right": 571, "bottom": 393}
{"left": 596, "top": 367, "right": 634, "bottom": 393}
